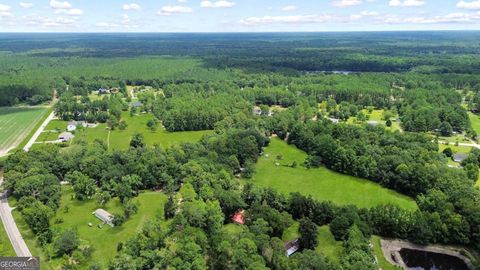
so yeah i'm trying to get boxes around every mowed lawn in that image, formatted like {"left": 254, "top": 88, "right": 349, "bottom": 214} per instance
{"left": 107, "top": 112, "right": 212, "bottom": 150}
{"left": 0, "top": 219, "right": 15, "bottom": 256}
{"left": 469, "top": 112, "right": 480, "bottom": 135}
{"left": 0, "top": 107, "right": 48, "bottom": 154}
{"left": 40, "top": 113, "right": 211, "bottom": 150}
{"left": 252, "top": 138, "right": 417, "bottom": 210}
{"left": 12, "top": 188, "right": 167, "bottom": 269}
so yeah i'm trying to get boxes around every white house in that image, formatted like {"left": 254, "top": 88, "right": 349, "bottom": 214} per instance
{"left": 93, "top": 209, "right": 114, "bottom": 227}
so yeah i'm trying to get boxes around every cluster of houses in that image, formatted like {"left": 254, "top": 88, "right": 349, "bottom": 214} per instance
{"left": 231, "top": 209, "right": 300, "bottom": 257}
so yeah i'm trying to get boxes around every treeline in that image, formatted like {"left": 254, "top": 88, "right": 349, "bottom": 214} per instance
{"left": 269, "top": 109, "right": 480, "bottom": 249}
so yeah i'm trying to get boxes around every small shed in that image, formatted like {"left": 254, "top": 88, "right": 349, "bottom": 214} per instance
{"left": 93, "top": 209, "right": 114, "bottom": 227}
{"left": 231, "top": 209, "right": 246, "bottom": 225}
{"left": 453, "top": 153, "right": 469, "bottom": 163}
{"left": 285, "top": 239, "right": 300, "bottom": 257}
{"left": 58, "top": 132, "right": 74, "bottom": 142}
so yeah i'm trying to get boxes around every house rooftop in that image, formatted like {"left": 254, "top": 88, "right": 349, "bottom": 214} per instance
{"left": 453, "top": 153, "right": 469, "bottom": 163}
{"left": 285, "top": 239, "right": 300, "bottom": 257}
{"left": 231, "top": 209, "right": 246, "bottom": 225}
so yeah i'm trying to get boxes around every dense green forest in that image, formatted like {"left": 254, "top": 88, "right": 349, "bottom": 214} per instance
{"left": 1, "top": 33, "right": 480, "bottom": 269}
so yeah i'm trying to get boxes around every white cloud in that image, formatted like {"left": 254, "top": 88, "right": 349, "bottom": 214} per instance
{"left": 240, "top": 14, "right": 333, "bottom": 26}
{"left": 0, "top": 4, "right": 12, "bottom": 17}
{"left": 201, "top": 1, "right": 235, "bottom": 8}
{"left": 178, "top": 0, "right": 188, "bottom": 2}
{"left": 122, "top": 3, "right": 141, "bottom": 11}
{"left": 19, "top": 2, "right": 33, "bottom": 9}
{"left": 157, "top": 5, "right": 193, "bottom": 15}
{"left": 332, "top": 0, "right": 363, "bottom": 7}
{"left": 457, "top": 1, "right": 480, "bottom": 10}
{"left": 389, "top": 0, "right": 426, "bottom": 7}
{"left": 281, "top": 5, "right": 298, "bottom": 11}
{"left": 50, "top": 0, "right": 72, "bottom": 9}
{"left": 384, "top": 12, "right": 480, "bottom": 23}
{"left": 22, "top": 15, "right": 77, "bottom": 27}
{"left": 360, "top": 10, "right": 379, "bottom": 16}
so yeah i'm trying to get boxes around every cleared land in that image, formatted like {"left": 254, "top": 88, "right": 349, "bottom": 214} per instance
{"left": 346, "top": 109, "right": 401, "bottom": 132}
{"left": 0, "top": 107, "right": 48, "bottom": 156}
{"left": 251, "top": 138, "right": 417, "bottom": 210}
{"left": 11, "top": 187, "right": 167, "bottom": 269}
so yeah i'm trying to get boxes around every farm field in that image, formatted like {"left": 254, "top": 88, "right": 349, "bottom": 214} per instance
{"left": 0, "top": 107, "right": 49, "bottom": 156}
{"left": 11, "top": 187, "right": 168, "bottom": 269}
{"left": 0, "top": 219, "right": 15, "bottom": 256}
{"left": 251, "top": 138, "right": 417, "bottom": 210}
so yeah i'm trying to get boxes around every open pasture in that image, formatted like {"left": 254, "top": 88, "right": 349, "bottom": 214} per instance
{"left": 251, "top": 138, "right": 417, "bottom": 210}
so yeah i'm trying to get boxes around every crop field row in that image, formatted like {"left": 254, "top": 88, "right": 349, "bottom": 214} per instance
{"left": 0, "top": 107, "right": 48, "bottom": 156}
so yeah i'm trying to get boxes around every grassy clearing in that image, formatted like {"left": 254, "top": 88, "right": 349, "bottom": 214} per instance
{"left": 44, "top": 119, "right": 68, "bottom": 131}
{"left": 12, "top": 188, "right": 167, "bottom": 269}
{"left": 469, "top": 112, "right": 480, "bottom": 136}
{"left": 108, "top": 112, "right": 212, "bottom": 150}
{"left": 0, "top": 107, "right": 49, "bottom": 154}
{"left": 346, "top": 109, "right": 401, "bottom": 132}
{"left": 0, "top": 219, "right": 15, "bottom": 256}
{"left": 37, "top": 131, "right": 61, "bottom": 141}
{"left": 282, "top": 222, "right": 343, "bottom": 263}
{"left": 251, "top": 138, "right": 417, "bottom": 210}
{"left": 316, "top": 226, "right": 344, "bottom": 263}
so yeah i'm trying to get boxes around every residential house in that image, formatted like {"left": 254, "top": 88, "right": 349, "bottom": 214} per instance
{"left": 453, "top": 153, "right": 469, "bottom": 163}
{"left": 93, "top": 209, "right": 114, "bottom": 227}
{"left": 285, "top": 239, "right": 300, "bottom": 257}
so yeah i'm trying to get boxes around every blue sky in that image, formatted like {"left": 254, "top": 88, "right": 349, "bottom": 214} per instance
{"left": 0, "top": 0, "right": 480, "bottom": 32}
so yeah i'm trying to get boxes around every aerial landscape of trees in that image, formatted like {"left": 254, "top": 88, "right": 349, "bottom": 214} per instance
{"left": 1, "top": 32, "right": 480, "bottom": 269}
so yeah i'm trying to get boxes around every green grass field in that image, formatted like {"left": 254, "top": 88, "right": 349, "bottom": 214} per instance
{"left": 39, "top": 113, "right": 211, "bottom": 151}
{"left": 11, "top": 188, "right": 167, "bottom": 269}
{"left": 469, "top": 112, "right": 480, "bottom": 136}
{"left": 0, "top": 107, "right": 49, "bottom": 155}
{"left": 109, "top": 113, "right": 212, "bottom": 150}
{"left": 0, "top": 220, "right": 15, "bottom": 256}
{"left": 251, "top": 138, "right": 417, "bottom": 210}
{"left": 282, "top": 222, "right": 343, "bottom": 263}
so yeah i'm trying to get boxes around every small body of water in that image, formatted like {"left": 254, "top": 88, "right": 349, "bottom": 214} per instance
{"left": 400, "top": 248, "right": 470, "bottom": 270}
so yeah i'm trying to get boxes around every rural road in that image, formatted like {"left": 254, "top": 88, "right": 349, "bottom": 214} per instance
{"left": 438, "top": 140, "right": 480, "bottom": 150}
{"left": 23, "top": 110, "right": 55, "bottom": 152}
{"left": 0, "top": 176, "right": 32, "bottom": 257}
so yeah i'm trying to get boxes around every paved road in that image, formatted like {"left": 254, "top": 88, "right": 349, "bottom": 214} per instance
{"left": 23, "top": 111, "right": 56, "bottom": 152}
{"left": 0, "top": 176, "right": 32, "bottom": 257}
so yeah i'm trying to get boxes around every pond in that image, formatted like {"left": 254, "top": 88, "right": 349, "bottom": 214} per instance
{"left": 400, "top": 248, "right": 470, "bottom": 270}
